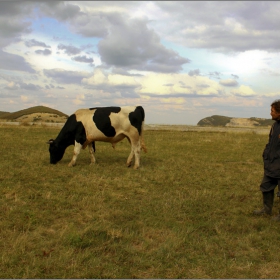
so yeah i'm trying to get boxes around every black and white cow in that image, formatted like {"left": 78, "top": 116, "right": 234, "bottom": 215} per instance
{"left": 47, "top": 106, "right": 147, "bottom": 169}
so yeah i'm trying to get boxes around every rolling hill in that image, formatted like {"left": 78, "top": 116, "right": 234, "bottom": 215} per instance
{"left": 0, "top": 106, "right": 68, "bottom": 122}
{"left": 198, "top": 115, "right": 274, "bottom": 127}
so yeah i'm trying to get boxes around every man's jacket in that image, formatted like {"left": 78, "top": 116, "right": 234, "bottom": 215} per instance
{"left": 263, "top": 120, "right": 280, "bottom": 178}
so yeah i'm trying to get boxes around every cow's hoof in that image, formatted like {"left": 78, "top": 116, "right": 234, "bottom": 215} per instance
{"left": 68, "top": 162, "right": 75, "bottom": 167}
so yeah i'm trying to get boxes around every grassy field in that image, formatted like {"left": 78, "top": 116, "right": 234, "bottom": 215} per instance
{"left": 1, "top": 125, "right": 280, "bottom": 278}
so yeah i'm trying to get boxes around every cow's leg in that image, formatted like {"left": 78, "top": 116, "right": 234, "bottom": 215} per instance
{"left": 126, "top": 137, "right": 141, "bottom": 169}
{"left": 126, "top": 147, "right": 134, "bottom": 167}
{"left": 88, "top": 142, "right": 96, "bottom": 164}
{"left": 132, "top": 140, "right": 141, "bottom": 169}
{"left": 68, "top": 141, "right": 82, "bottom": 167}
{"left": 126, "top": 137, "right": 134, "bottom": 167}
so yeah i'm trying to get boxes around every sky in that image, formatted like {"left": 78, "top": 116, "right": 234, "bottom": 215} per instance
{"left": 1, "top": 1, "right": 280, "bottom": 125}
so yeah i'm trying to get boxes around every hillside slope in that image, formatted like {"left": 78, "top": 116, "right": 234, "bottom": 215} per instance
{"left": 198, "top": 115, "right": 274, "bottom": 127}
{"left": 0, "top": 106, "right": 68, "bottom": 120}
{"left": 0, "top": 111, "right": 11, "bottom": 119}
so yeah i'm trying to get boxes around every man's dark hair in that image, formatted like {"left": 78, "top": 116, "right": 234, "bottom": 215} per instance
{"left": 271, "top": 100, "right": 280, "bottom": 113}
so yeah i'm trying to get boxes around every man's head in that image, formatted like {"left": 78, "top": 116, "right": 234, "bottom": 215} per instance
{"left": 271, "top": 100, "right": 280, "bottom": 120}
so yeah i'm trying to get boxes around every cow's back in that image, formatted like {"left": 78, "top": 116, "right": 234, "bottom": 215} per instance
{"left": 74, "top": 106, "right": 142, "bottom": 142}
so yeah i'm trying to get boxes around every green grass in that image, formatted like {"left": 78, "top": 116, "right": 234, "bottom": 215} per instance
{"left": 1, "top": 125, "right": 280, "bottom": 278}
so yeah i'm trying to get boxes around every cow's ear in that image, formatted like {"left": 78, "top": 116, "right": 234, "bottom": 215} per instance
{"left": 47, "top": 139, "right": 54, "bottom": 144}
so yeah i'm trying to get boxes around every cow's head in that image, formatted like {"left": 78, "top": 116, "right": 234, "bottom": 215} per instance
{"left": 47, "top": 139, "right": 65, "bottom": 164}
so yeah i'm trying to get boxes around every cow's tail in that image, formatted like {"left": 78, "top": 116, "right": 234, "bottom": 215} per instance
{"left": 139, "top": 106, "right": 147, "bottom": 153}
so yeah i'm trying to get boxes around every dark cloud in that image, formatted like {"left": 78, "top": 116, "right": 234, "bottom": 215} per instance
{"left": 0, "top": 50, "right": 36, "bottom": 73}
{"left": 98, "top": 14, "right": 189, "bottom": 72}
{"left": 209, "top": 71, "right": 221, "bottom": 79}
{"left": 188, "top": 69, "right": 200, "bottom": 76}
{"left": 156, "top": 1, "right": 280, "bottom": 53}
{"left": 0, "top": 1, "right": 35, "bottom": 17}
{"left": 0, "top": 18, "right": 32, "bottom": 39}
{"left": 0, "top": 92, "right": 18, "bottom": 98}
{"left": 57, "top": 43, "right": 81, "bottom": 55}
{"left": 198, "top": 83, "right": 210, "bottom": 88}
{"left": 231, "top": 74, "right": 239, "bottom": 79}
{"left": 72, "top": 55, "right": 94, "bottom": 64}
{"left": 2, "top": 1, "right": 280, "bottom": 58}
{"left": 69, "top": 12, "right": 109, "bottom": 38}
{"left": 25, "top": 39, "right": 51, "bottom": 48}
{"left": 38, "top": 2, "right": 81, "bottom": 21}
{"left": 219, "top": 79, "right": 238, "bottom": 87}
{"left": 45, "top": 84, "right": 53, "bottom": 89}
{"left": 0, "top": 2, "right": 34, "bottom": 47}
{"left": 43, "top": 68, "right": 89, "bottom": 84}
{"left": 19, "top": 82, "right": 43, "bottom": 91}
{"left": 4, "top": 81, "right": 42, "bottom": 91}
{"left": 45, "top": 84, "right": 65, "bottom": 89}
{"left": 178, "top": 81, "right": 192, "bottom": 89}
{"left": 35, "top": 49, "right": 52, "bottom": 56}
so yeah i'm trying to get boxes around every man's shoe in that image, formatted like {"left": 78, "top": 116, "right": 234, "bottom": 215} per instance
{"left": 253, "top": 190, "right": 274, "bottom": 216}
{"left": 253, "top": 206, "right": 272, "bottom": 216}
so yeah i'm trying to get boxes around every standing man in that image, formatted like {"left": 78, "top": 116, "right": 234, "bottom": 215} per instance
{"left": 254, "top": 100, "right": 280, "bottom": 221}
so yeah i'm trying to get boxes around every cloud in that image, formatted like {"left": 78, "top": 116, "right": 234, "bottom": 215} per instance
{"left": 20, "top": 95, "right": 29, "bottom": 102}
{"left": 81, "top": 69, "right": 141, "bottom": 98}
{"left": 67, "top": 12, "right": 109, "bottom": 38}
{"left": 188, "top": 69, "right": 200, "bottom": 76}
{"left": 231, "top": 85, "right": 256, "bottom": 97}
{"left": 45, "top": 84, "right": 65, "bottom": 90}
{"left": 4, "top": 81, "right": 19, "bottom": 90}
{"left": 138, "top": 72, "right": 224, "bottom": 97}
{"left": 209, "top": 71, "right": 221, "bottom": 79}
{"left": 97, "top": 14, "right": 190, "bottom": 72}
{"left": 43, "top": 68, "right": 89, "bottom": 84}
{"left": 4, "top": 81, "right": 43, "bottom": 91}
{"left": 0, "top": 50, "right": 36, "bottom": 73}
{"left": 261, "top": 68, "right": 280, "bottom": 77}
{"left": 19, "top": 82, "right": 43, "bottom": 91}
{"left": 82, "top": 68, "right": 140, "bottom": 89}
{"left": 38, "top": 2, "right": 81, "bottom": 21}
{"left": 82, "top": 70, "right": 225, "bottom": 100}
{"left": 57, "top": 43, "right": 81, "bottom": 55}
{"left": 231, "top": 74, "right": 239, "bottom": 79}
{"left": 0, "top": 2, "right": 34, "bottom": 47}
{"left": 72, "top": 55, "right": 94, "bottom": 64}
{"left": 35, "top": 49, "right": 52, "bottom": 56}
{"left": 154, "top": 2, "right": 280, "bottom": 53}
{"left": 219, "top": 79, "right": 238, "bottom": 87}
{"left": 25, "top": 39, "right": 51, "bottom": 48}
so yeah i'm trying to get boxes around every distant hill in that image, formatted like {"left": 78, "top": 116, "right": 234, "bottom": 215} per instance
{"left": 0, "top": 106, "right": 68, "bottom": 122}
{"left": 0, "top": 111, "right": 11, "bottom": 119}
{"left": 198, "top": 115, "right": 274, "bottom": 127}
